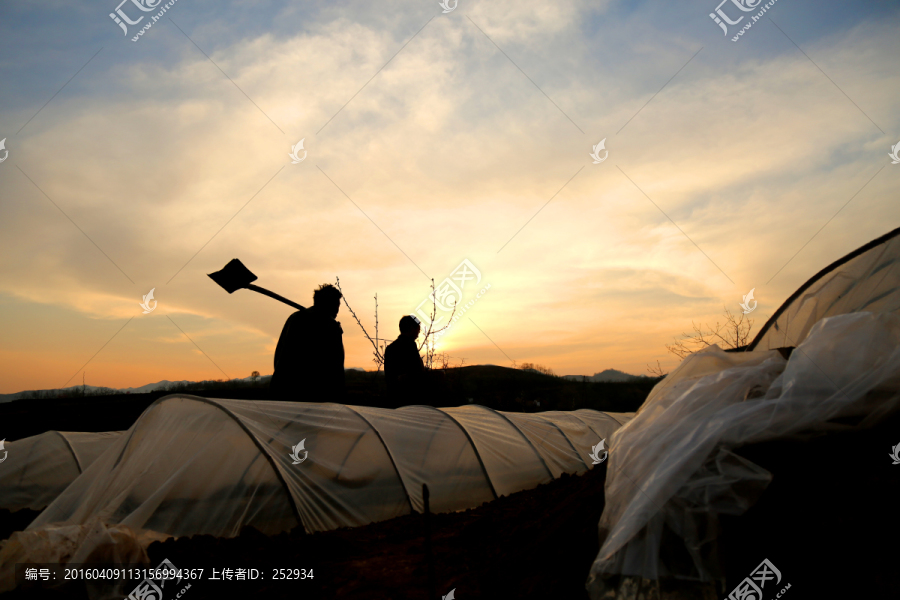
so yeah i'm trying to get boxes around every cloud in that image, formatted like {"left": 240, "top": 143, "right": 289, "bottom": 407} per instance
{"left": 0, "top": 1, "right": 897, "bottom": 390}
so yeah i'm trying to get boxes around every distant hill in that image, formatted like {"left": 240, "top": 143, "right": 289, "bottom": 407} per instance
{"left": 0, "top": 370, "right": 373, "bottom": 404}
{"left": 0, "top": 365, "right": 660, "bottom": 440}
{"left": 0, "top": 384, "right": 110, "bottom": 403}
{"left": 0, "top": 376, "right": 263, "bottom": 403}
{"left": 118, "top": 380, "right": 196, "bottom": 394}
{"left": 0, "top": 365, "right": 658, "bottom": 410}
{"left": 562, "top": 369, "right": 643, "bottom": 383}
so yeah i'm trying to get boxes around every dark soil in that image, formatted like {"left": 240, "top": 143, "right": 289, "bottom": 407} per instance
{"left": 0, "top": 510, "right": 41, "bottom": 545}
{"left": 151, "top": 463, "right": 612, "bottom": 600}
{"left": 719, "top": 407, "right": 900, "bottom": 600}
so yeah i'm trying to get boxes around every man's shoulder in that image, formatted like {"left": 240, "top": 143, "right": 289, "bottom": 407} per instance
{"left": 385, "top": 337, "right": 411, "bottom": 355}
{"left": 286, "top": 308, "right": 307, "bottom": 321}
{"left": 387, "top": 337, "right": 419, "bottom": 352}
{"left": 289, "top": 307, "right": 338, "bottom": 325}
{"left": 282, "top": 309, "right": 306, "bottom": 329}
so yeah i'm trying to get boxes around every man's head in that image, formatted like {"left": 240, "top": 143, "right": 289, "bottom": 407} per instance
{"left": 399, "top": 315, "right": 421, "bottom": 338}
{"left": 313, "top": 284, "right": 342, "bottom": 319}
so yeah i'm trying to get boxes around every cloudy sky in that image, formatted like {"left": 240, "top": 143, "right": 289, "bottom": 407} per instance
{"left": 0, "top": 0, "right": 897, "bottom": 393}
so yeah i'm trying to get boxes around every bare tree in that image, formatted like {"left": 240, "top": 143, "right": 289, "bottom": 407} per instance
{"left": 666, "top": 306, "right": 754, "bottom": 359}
{"left": 335, "top": 277, "right": 456, "bottom": 371}
{"left": 518, "top": 362, "right": 556, "bottom": 376}
{"left": 434, "top": 351, "right": 467, "bottom": 371}
{"left": 335, "top": 277, "right": 385, "bottom": 371}
{"left": 646, "top": 360, "right": 667, "bottom": 377}
{"left": 416, "top": 278, "right": 458, "bottom": 370}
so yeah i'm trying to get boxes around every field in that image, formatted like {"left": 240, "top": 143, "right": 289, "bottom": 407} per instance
{"left": 1, "top": 368, "right": 899, "bottom": 599}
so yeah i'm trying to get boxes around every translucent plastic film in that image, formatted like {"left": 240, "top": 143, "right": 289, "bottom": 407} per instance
{"left": 0, "top": 431, "right": 124, "bottom": 512}
{"left": 587, "top": 312, "right": 900, "bottom": 599}
{"left": 0, "top": 399, "right": 632, "bottom": 595}
{"left": 751, "top": 229, "right": 900, "bottom": 351}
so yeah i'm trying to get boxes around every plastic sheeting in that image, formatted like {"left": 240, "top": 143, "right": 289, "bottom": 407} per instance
{"left": 0, "top": 400, "right": 631, "bottom": 593}
{"left": 586, "top": 311, "right": 900, "bottom": 599}
{"left": 750, "top": 225, "right": 900, "bottom": 352}
{"left": 0, "top": 431, "right": 125, "bottom": 512}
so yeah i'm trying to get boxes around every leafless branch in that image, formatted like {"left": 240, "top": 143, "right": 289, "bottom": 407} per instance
{"left": 335, "top": 276, "right": 384, "bottom": 369}
{"left": 518, "top": 362, "right": 556, "bottom": 376}
{"left": 666, "top": 306, "right": 754, "bottom": 359}
{"left": 416, "top": 278, "right": 458, "bottom": 369}
{"left": 646, "top": 360, "right": 667, "bottom": 377}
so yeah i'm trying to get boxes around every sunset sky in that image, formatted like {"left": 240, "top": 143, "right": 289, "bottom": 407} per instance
{"left": 1, "top": 0, "right": 898, "bottom": 393}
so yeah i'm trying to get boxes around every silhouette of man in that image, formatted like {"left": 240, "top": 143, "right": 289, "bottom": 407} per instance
{"left": 270, "top": 284, "right": 345, "bottom": 402}
{"left": 384, "top": 315, "right": 426, "bottom": 408}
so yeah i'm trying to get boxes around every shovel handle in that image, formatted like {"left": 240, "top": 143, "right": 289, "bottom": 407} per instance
{"left": 247, "top": 284, "right": 306, "bottom": 311}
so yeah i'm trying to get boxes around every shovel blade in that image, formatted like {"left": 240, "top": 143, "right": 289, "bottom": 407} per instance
{"left": 208, "top": 259, "right": 258, "bottom": 293}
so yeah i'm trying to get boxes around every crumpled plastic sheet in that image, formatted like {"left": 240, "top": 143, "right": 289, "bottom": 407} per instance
{"left": 0, "top": 516, "right": 169, "bottom": 600}
{"left": 587, "top": 311, "right": 900, "bottom": 600}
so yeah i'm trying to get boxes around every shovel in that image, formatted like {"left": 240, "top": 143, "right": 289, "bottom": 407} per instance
{"left": 208, "top": 259, "right": 306, "bottom": 311}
